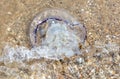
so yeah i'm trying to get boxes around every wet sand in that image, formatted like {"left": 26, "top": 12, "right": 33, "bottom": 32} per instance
{"left": 0, "top": 0, "right": 120, "bottom": 79}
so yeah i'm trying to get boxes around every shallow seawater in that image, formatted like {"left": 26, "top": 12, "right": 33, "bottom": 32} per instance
{"left": 0, "top": 0, "right": 120, "bottom": 79}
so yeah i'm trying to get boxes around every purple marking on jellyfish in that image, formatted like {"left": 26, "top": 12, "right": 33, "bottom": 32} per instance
{"left": 34, "top": 17, "right": 83, "bottom": 43}
{"left": 34, "top": 18, "right": 48, "bottom": 43}
{"left": 34, "top": 17, "right": 72, "bottom": 43}
{"left": 33, "top": 17, "right": 81, "bottom": 43}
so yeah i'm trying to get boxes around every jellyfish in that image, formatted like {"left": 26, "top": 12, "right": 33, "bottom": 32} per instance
{"left": 29, "top": 9, "right": 87, "bottom": 58}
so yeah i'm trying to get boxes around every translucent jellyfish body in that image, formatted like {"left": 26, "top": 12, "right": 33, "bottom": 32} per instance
{"left": 30, "top": 9, "right": 87, "bottom": 59}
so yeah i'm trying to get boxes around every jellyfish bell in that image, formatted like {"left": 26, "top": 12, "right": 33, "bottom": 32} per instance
{"left": 30, "top": 9, "right": 87, "bottom": 58}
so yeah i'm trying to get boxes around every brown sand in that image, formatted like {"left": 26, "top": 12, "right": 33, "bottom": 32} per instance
{"left": 0, "top": 0, "right": 120, "bottom": 79}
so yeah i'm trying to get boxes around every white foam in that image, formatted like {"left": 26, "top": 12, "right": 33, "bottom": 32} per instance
{"left": 0, "top": 23, "right": 82, "bottom": 63}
